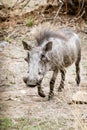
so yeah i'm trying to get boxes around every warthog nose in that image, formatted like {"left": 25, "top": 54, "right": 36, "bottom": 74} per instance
{"left": 29, "top": 79, "right": 37, "bottom": 86}
{"left": 23, "top": 77, "right": 38, "bottom": 87}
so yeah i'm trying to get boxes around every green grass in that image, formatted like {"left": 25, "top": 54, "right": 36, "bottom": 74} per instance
{"left": 26, "top": 18, "right": 34, "bottom": 27}
{"left": 85, "top": 20, "right": 87, "bottom": 24}
{"left": 0, "top": 116, "right": 85, "bottom": 130}
{"left": 0, "top": 117, "right": 13, "bottom": 130}
{"left": 84, "top": 65, "right": 87, "bottom": 68}
{"left": 1, "top": 0, "right": 14, "bottom": 7}
{"left": 82, "top": 62, "right": 87, "bottom": 69}
{"left": 13, "top": 117, "right": 69, "bottom": 130}
{"left": 4, "top": 37, "right": 10, "bottom": 42}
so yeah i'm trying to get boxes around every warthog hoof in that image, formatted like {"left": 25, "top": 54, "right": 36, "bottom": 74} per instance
{"left": 58, "top": 86, "right": 64, "bottom": 92}
{"left": 38, "top": 90, "right": 46, "bottom": 97}
{"left": 23, "top": 77, "right": 27, "bottom": 84}
{"left": 48, "top": 92, "right": 54, "bottom": 100}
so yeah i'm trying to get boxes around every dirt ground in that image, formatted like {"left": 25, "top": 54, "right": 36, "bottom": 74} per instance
{"left": 0, "top": 1, "right": 87, "bottom": 130}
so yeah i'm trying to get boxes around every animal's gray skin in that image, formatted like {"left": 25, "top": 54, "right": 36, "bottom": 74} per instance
{"left": 23, "top": 28, "right": 81, "bottom": 100}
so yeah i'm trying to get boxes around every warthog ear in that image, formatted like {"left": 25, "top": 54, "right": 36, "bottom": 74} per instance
{"left": 22, "top": 40, "right": 31, "bottom": 51}
{"left": 44, "top": 41, "right": 52, "bottom": 52}
{"left": 24, "top": 52, "right": 30, "bottom": 63}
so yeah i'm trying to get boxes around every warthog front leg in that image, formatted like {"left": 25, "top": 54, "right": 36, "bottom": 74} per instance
{"left": 58, "top": 68, "right": 66, "bottom": 92}
{"left": 48, "top": 70, "right": 58, "bottom": 100}
{"left": 37, "top": 85, "right": 46, "bottom": 97}
{"left": 75, "top": 52, "right": 81, "bottom": 86}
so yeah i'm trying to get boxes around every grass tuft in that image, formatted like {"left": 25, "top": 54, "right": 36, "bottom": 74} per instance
{"left": 0, "top": 117, "right": 13, "bottom": 130}
{"left": 26, "top": 18, "right": 34, "bottom": 27}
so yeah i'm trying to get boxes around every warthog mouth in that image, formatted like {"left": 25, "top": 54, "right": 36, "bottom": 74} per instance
{"left": 27, "top": 84, "right": 36, "bottom": 87}
{"left": 28, "top": 82, "right": 41, "bottom": 88}
{"left": 23, "top": 77, "right": 40, "bottom": 88}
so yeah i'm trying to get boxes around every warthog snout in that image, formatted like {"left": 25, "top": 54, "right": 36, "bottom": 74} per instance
{"left": 23, "top": 77, "right": 40, "bottom": 87}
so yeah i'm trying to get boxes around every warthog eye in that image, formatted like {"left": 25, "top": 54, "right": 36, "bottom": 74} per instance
{"left": 41, "top": 54, "right": 45, "bottom": 59}
{"left": 40, "top": 54, "right": 48, "bottom": 63}
{"left": 38, "top": 72, "right": 41, "bottom": 75}
{"left": 41, "top": 54, "right": 46, "bottom": 61}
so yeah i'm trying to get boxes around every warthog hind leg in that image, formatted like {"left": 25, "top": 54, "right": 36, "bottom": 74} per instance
{"left": 48, "top": 80, "right": 55, "bottom": 100}
{"left": 58, "top": 68, "right": 66, "bottom": 92}
{"left": 75, "top": 64, "right": 80, "bottom": 85}
{"left": 48, "top": 70, "right": 58, "bottom": 100}
{"left": 75, "top": 52, "right": 81, "bottom": 86}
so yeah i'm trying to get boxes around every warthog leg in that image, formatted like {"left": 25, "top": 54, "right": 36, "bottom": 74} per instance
{"left": 75, "top": 64, "right": 80, "bottom": 85}
{"left": 37, "top": 85, "right": 46, "bottom": 97}
{"left": 58, "top": 68, "right": 66, "bottom": 92}
{"left": 75, "top": 52, "right": 81, "bottom": 86}
{"left": 48, "top": 70, "right": 58, "bottom": 100}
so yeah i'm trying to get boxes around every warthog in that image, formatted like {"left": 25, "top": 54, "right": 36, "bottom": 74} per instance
{"left": 22, "top": 27, "right": 81, "bottom": 100}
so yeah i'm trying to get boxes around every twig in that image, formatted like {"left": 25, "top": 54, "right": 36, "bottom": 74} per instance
{"left": 53, "top": 1, "right": 64, "bottom": 23}
{"left": 76, "top": 0, "right": 85, "bottom": 17}
{"left": 13, "top": 0, "right": 30, "bottom": 9}
{"left": 81, "top": 30, "right": 87, "bottom": 34}
{"left": 70, "top": 10, "right": 85, "bottom": 23}
{"left": 21, "top": 0, "right": 31, "bottom": 8}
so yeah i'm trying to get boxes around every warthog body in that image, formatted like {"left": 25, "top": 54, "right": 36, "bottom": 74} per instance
{"left": 23, "top": 27, "right": 81, "bottom": 100}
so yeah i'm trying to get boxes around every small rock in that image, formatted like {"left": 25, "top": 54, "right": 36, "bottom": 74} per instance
{"left": 0, "top": 41, "right": 9, "bottom": 51}
{"left": 0, "top": 9, "right": 9, "bottom": 22}
{"left": 20, "top": 90, "right": 26, "bottom": 94}
{"left": 72, "top": 91, "right": 87, "bottom": 104}
{"left": 6, "top": 97, "right": 20, "bottom": 101}
{"left": 0, "top": 30, "right": 7, "bottom": 41}
{"left": 0, "top": 41, "right": 9, "bottom": 47}
{"left": 0, "top": 2, "right": 4, "bottom": 9}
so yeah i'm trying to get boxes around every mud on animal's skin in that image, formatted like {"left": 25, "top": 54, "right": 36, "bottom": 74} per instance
{"left": 22, "top": 26, "right": 81, "bottom": 100}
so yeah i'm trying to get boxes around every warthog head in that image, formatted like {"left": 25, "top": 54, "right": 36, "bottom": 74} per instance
{"left": 22, "top": 41, "right": 52, "bottom": 87}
